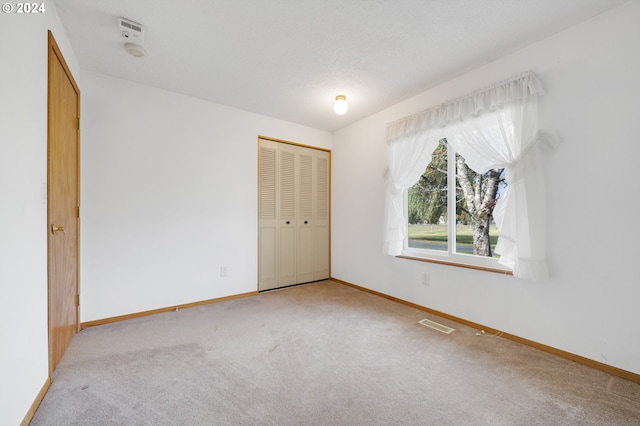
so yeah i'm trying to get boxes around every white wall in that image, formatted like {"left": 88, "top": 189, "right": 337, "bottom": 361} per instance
{"left": 80, "top": 72, "right": 332, "bottom": 321}
{"left": 0, "top": 2, "right": 81, "bottom": 424}
{"left": 331, "top": 1, "right": 640, "bottom": 375}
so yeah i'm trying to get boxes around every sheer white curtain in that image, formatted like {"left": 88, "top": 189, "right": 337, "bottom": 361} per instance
{"left": 383, "top": 126, "right": 446, "bottom": 255}
{"left": 384, "top": 71, "right": 557, "bottom": 281}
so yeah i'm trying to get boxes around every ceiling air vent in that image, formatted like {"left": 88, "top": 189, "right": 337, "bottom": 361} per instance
{"left": 119, "top": 17, "right": 145, "bottom": 44}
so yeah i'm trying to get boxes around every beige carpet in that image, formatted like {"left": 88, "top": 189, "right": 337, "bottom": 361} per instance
{"left": 32, "top": 280, "right": 640, "bottom": 425}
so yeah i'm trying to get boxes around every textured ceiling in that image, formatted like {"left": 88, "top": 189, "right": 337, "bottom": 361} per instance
{"left": 53, "top": 0, "right": 627, "bottom": 132}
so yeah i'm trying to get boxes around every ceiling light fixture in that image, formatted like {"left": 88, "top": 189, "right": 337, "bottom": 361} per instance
{"left": 125, "top": 42, "right": 146, "bottom": 58}
{"left": 333, "top": 95, "right": 348, "bottom": 115}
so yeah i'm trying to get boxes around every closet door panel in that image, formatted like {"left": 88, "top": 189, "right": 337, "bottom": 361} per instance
{"left": 314, "top": 151, "right": 330, "bottom": 280}
{"left": 278, "top": 144, "right": 297, "bottom": 286}
{"left": 297, "top": 150, "right": 315, "bottom": 283}
{"left": 258, "top": 143, "right": 279, "bottom": 290}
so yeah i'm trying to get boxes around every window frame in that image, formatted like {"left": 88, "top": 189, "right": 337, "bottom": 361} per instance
{"left": 401, "top": 142, "right": 512, "bottom": 274}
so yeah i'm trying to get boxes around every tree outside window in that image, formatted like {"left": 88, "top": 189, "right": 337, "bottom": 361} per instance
{"left": 407, "top": 139, "right": 506, "bottom": 258}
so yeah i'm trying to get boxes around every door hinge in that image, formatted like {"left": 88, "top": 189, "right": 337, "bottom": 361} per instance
{"left": 75, "top": 294, "right": 80, "bottom": 306}
{"left": 74, "top": 117, "right": 80, "bottom": 129}
{"left": 76, "top": 206, "right": 80, "bottom": 218}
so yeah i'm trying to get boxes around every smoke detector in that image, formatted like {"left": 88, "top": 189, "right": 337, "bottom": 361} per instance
{"left": 119, "top": 17, "right": 146, "bottom": 57}
{"left": 119, "top": 17, "right": 145, "bottom": 43}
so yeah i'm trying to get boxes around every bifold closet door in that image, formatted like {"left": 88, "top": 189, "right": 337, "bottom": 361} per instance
{"left": 258, "top": 141, "right": 278, "bottom": 290}
{"left": 313, "top": 150, "right": 330, "bottom": 280}
{"left": 258, "top": 139, "right": 329, "bottom": 291}
{"left": 296, "top": 150, "right": 315, "bottom": 284}
{"left": 277, "top": 143, "right": 298, "bottom": 287}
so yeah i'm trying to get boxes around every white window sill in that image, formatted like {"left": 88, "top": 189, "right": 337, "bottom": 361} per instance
{"left": 398, "top": 249, "right": 513, "bottom": 275}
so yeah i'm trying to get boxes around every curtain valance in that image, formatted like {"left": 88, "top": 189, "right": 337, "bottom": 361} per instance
{"left": 387, "top": 71, "right": 544, "bottom": 144}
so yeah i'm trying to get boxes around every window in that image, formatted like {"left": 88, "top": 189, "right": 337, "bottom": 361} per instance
{"left": 403, "top": 138, "right": 508, "bottom": 271}
{"left": 384, "top": 72, "right": 554, "bottom": 280}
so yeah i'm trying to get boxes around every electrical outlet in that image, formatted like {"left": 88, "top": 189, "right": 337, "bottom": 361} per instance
{"left": 220, "top": 266, "right": 227, "bottom": 277}
{"left": 421, "top": 273, "right": 430, "bottom": 286}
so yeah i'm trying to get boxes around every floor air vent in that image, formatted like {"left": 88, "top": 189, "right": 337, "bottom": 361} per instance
{"left": 419, "top": 318, "right": 455, "bottom": 334}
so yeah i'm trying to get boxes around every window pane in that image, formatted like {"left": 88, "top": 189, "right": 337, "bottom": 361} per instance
{"left": 454, "top": 152, "right": 506, "bottom": 257}
{"left": 407, "top": 140, "right": 448, "bottom": 251}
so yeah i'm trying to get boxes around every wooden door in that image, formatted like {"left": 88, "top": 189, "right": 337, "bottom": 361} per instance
{"left": 48, "top": 32, "right": 80, "bottom": 374}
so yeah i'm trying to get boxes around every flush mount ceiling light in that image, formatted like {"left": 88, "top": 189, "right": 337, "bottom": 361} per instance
{"left": 333, "top": 95, "right": 348, "bottom": 115}
{"left": 125, "top": 42, "right": 146, "bottom": 58}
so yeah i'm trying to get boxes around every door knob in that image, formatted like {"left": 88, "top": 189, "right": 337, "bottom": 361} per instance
{"left": 51, "top": 224, "right": 65, "bottom": 234}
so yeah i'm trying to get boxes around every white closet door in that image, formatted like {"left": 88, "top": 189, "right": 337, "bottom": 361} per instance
{"left": 297, "top": 150, "right": 315, "bottom": 283}
{"left": 278, "top": 143, "right": 298, "bottom": 287}
{"left": 258, "top": 142, "right": 278, "bottom": 290}
{"left": 314, "top": 150, "right": 330, "bottom": 280}
{"left": 258, "top": 138, "right": 330, "bottom": 291}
